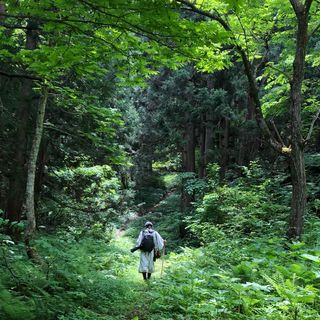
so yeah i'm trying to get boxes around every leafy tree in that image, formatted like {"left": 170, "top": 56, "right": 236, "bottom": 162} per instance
{"left": 172, "top": 0, "right": 319, "bottom": 238}
{"left": 0, "top": 0, "right": 187, "bottom": 242}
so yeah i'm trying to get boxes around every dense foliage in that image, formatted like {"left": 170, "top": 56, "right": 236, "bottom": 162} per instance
{"left": 2, "top": 164, "right": 320, "bottom": 319}
{"left": 1, "top": 0, "right": 320, "bottom": 319}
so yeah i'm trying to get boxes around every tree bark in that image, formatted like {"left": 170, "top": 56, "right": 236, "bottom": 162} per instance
{"left": 238, "top": 93, "right": 260, "bottom": 166}
{"left": 219, "top": 117, "right": 229, "bottom": 181}
{"left": 181, "top": 120, "right": 196, "bottom": 215}
{"left": 287, "top": 1, "right": 311, "bottom": 238}
{"left": 204, "top": 113, "right": 214, "bottom": 175}
{"left": 182, "top": 121, "right": 196, "bottom": 172}
{"left": 34, "top": 139, "right": 48, "bottom": 205}
{"left": 199, "top": 113, "right": 206, "bottom": 178}
{"left": 24, "top": 87, "right": 48, "bottom": 245}
{"left": 5, "top": 19, "right": 39, "bottom": 231}
{"left": 0, "top": 95, "right": 6, "bottom": 210}
{"left": 5, "top": 79, "right": 33, "bottom": 226}
{"left": 0, "top": 1, "right": 5, "bottom": 23}
{"left": 204, "top": 77, "right": 215, "bottom": 176}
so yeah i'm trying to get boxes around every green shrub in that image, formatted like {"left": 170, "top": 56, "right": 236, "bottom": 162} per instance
{"left": 148, "top": 233, "right": 320, "bottom": 320}
{"left": 188, "top": 162, "right": 289, "bottom": 241}
{"left": 39, "top": 165, "right": 122, "bottom": 229}
{"left": 0, "top": 287, "right": 35, "bottom": 320}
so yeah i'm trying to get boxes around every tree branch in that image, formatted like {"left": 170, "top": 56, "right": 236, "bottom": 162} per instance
{"left": 0, "top": 11, "right": 193, "bottom": 60}
{"left": 0, "top": 22, "right": 29, "bottom": 30}
{"left": 305, "top": 108, "right": 320, "bottom": 142}
{"left": 235, "top": 12, "right": 250, "bottom": 57}
{"left": 271, "top": 119, "right": 285, "bottom": 146}
{"left": 305, "top": 0, "right": 314, "bottom": 13}
{"left": 0, "top": 70, "right": 42, "bottom": 81}
{"left": 176, "top": 0, "right": 231, "bottom": 31}
{"left": 0, "top": 10, "right": 190, "bottom": 40}
{"left": 0, "top": 12, "right": 120, "bottom": 29}
{"left": 265, "top": 63, "right": 291, "bottom": 81}
{"left": 43, "top": 123, "right": 81, "bottom": 139}
{"left": 289, "top": 0, "right": 304, "bottom": 15}
{"left": 237, "top": 48, "right": 283, "bottom": 153}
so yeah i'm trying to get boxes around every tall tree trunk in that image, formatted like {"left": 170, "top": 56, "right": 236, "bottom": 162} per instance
{"left": 181, "top": 121, "right": 196, "bottom": 218}
{"left": 0, "top": 95, "right": 5, "bottom": 210}
{"left": 204, "top": 113, "right": 214, "bottom": 175}
{"left": 204, "top": 77, "right": 215, "bottom": 176}
{"left": 238, "top": 94, "right": 260, "bottom": 166}
{"left": 238, "top": 2, "right": 311, "bottom": 238}
{"left": 199, "top": 114, "right": 206, "bottom": 178}
{"left": 183, "top": 121, "right": 196, "bottom": 172}
{"left": 24, "top": 87, "right": 48, "bottom": 246}
{"left": 236, "top": 1, "right": 311, "bottom": 237}
{"left": 5, "top": 79, "right": 32, "bottom": 225}
{"left": 287, "top": 0, "right": 311, "bottom": 238}
{"left": 35, "top": 139, "right": 48, "bottom": 205}
{"left": 5, "top": 19, "right": 39, "bottom": 231}
{"left": 219, "top": 117, "right": 229, "bottom": 181}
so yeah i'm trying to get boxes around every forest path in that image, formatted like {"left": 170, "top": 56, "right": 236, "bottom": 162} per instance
{"left": 115, "top": 187, "right": 177, "bottom": 240}
{"left": 108, "top": 226, "right": 167, "bottom": 319}
{"left": 107, "top": 186, "right": 182, "bottom": 319}
{"left": 112, "top": 194, "right": 171, "bottom": 280}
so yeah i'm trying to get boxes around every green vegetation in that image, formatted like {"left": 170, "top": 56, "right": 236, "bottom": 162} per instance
{"left": 2, "top": 165, "right": 320, "bottom": 319}
{"left": 1, "top": 0, "right": 320, "bottom": 319}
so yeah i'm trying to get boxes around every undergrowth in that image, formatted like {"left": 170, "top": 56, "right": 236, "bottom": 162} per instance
{"left": 0, "top": 231, "right": 147, "bottom": 320}
{"left": 2, "top": 162, "right": 320, "bottom": 319}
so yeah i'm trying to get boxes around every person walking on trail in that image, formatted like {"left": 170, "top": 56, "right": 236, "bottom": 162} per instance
{"left": 131, "top": 221, "right": 165, "bottom": 280}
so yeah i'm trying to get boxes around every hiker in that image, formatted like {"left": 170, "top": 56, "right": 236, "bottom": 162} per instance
{"left": 131, "top": 221, "right": 165, "bottom": 280}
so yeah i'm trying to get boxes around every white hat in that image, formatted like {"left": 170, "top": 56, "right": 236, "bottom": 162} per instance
{"left": 145, "top": 221, "right": 153, "bottom": 227}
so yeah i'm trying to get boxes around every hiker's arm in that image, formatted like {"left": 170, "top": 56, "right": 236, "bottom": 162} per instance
{"left": 154, "top": 231, "right": 164, "bottom": 250}
{"left": 136, "top": 231, "right": 143, "bottom": 246}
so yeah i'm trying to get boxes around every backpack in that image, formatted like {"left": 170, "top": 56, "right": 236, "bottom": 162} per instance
{"left": 140, "top": 230, "right": 155, "bottom": 252}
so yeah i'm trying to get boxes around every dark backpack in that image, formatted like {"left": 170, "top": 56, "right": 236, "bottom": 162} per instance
{"left": 140, "top": 230, "right": 155, "bottom": 252}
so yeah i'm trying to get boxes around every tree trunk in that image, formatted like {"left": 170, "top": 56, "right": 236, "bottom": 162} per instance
{"left": 204, "top": 77, "right": 215, "bottom": 175}
{"left": 183, "top": 121, "right": 196, "bottom": 172}
{"left": 204, "top": 111, "right": 214, "bottom": 175}
{"left": 288, "top": 152, "right": 306, "bottom": 238}
{"left": 238, "top": 93, "right": 260, "bottom": 166}
{"left": 181, "top": 121, "right": 196, "bottom": 216}
{"left": 287, "top": 1, "right": 311, "bottom": 238}
{"left": 239, "top": 2, "right": 311, "bottom": 238}
{"left": 5, "top": 79, "right": 32, "bottom": 226}
{"left": 238, "top": 1, "right": 311, "bottom": 238}
{"left": 219, "top": 117, "right": 229, "bottom": 181}
{"left": 24, "top": 87, "right": 48, "bottom": 245}
{"left": 199, "top": 113, "right": 206, "bottom": 178}
{"left": 0, "top": 95, "right": 5, "bottom": 210}
{"left": 5, "top": 19, "right": 39, "bottom": 231}
{"left": 35, "top": 139, "right": 49, "bottom": 205}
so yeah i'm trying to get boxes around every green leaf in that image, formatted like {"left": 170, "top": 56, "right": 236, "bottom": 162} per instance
{"left": 301, "top": 254, "right": 320, "bottom": 263}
